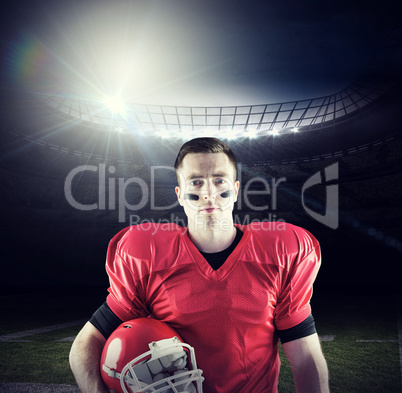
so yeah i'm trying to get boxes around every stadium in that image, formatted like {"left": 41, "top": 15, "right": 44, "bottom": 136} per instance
{"left": 0, "top": 1, "right": 401, "bottom": 392}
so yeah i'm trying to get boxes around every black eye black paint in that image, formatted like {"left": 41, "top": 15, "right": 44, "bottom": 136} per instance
{"left": 184, "top": 190, "right": 233, "bottom": 200}
{"left": 184, "top": 193, "right": 200, "bottom": 201}
{"left": 220, "top": 190, "right": 233, "bottom": 198}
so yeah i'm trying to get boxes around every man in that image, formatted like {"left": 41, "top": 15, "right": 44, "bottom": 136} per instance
{"left": 70, "top": 137, "right": 329, "bottom": 392}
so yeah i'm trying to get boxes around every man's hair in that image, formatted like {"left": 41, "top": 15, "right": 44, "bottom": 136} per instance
{"left": 174, "top": 137, "right": 237, "bottom": 181}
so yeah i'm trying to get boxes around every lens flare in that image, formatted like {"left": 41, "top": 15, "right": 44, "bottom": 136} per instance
{"left": 103, "top": 96, "right": 126, "bottom": 115}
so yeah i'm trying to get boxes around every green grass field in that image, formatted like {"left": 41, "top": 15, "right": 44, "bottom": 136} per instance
{"left": 0, "top": 289, "right": 401, "bottom": 392}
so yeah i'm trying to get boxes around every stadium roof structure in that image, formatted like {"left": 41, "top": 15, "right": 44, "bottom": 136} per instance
{"left": 34, "top": 20, "right": 402, "bottom": 141}
{"left": 1, "top": 7, "right": 401, "bottom": 165}
{"left": 37, "top": 79, "right": 389, "bottom": 139}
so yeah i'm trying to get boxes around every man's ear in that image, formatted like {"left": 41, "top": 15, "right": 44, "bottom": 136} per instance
{"left": 175, "top": 186, "right": 184, "bottom": 206}
{"left": 233, "top": 180, "right": 240, "bottom": 202}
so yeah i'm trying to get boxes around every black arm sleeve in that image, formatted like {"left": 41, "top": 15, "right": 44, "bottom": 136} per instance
{"left": 89, "top": 301, "right": 123, "bottom": 339}
{"left": 276, "top": 314, "right": 317, "bottom": 344}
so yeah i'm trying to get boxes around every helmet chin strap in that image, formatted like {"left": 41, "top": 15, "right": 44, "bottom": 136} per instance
{"left": 184, "top": 190, "right": 233, "bottom": 201}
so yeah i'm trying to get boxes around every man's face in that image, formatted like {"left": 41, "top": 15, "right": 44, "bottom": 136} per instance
{"left": 175, "top": 152, "right": 239, "bottom": 230}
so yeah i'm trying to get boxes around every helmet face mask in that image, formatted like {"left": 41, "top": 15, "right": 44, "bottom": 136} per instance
{"left": 101, "top": 319, "right": 204, "bottom": 393}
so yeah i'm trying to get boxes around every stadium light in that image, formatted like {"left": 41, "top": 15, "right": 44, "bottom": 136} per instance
{"left": 103, "top": 96, "right": 126, "bottom": 115}
{"left": 247, "top": 129, "right": 258, "bottom": 138}
{"left": 156, "top": 129, "right": 170, "bottom": 138}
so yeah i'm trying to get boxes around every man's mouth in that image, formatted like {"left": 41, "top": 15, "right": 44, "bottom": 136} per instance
{"left": 201, "top": 207, "right": 218, "bottom": 213}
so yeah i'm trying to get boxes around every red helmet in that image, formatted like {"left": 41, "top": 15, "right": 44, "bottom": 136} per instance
{"left": 100, "top": 318, "right": 204, "bottom": 393}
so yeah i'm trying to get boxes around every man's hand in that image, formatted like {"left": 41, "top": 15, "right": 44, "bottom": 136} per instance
{"left": 282, "top": 333, "right": 329, "bottom": 393}
{"left": 69, "top": 321, "right": 110, "bottom": 393}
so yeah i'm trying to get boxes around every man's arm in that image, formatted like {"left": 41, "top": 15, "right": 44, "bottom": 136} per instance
{"left": 69, "top": 321, "right": 109, "bottom": 393}
{"left": 282, "top": 333, "right": 329, "bottom": 393}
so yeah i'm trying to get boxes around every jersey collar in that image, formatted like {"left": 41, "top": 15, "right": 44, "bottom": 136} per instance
{"left": 182, "top": 224, "right": 249, "bottom": 281}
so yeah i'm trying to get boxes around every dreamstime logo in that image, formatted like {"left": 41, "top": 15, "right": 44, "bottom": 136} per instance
{"left": 64, "top": 162, "right": 339, "bottom": 229}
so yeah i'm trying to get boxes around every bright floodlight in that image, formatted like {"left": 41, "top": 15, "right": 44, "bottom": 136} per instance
{"left": 156, "top": 129, "right": 170, "bottom": 138}
{"left": 247, "top": 129, "right": 258, "bottom": 138}
{"left": 104, "top": 96, "right": 126, "bottom": 115}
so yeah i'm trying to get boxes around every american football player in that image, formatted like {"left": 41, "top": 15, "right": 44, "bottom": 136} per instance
{"left": 70, "top": 137, "right": 329, "bottom": 393}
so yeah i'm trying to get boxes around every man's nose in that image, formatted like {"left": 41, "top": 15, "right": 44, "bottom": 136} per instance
{"left": 202, "top": 183, "right": 216, "bottom": 201}
{"left": 202, "top": 193, "right": 216, "bottom": 201}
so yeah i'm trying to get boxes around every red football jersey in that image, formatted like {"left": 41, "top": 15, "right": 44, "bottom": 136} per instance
{"left": 105, "top": 222, "right": 321, "bottom": 393}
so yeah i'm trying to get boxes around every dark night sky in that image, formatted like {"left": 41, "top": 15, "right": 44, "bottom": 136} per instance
{"left": 1, "top": 0, "right": 399, "bottom": 106}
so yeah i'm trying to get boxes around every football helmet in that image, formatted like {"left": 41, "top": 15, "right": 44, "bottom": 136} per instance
{"left": 100, "top": 318, "right": 204, "bottom": 393}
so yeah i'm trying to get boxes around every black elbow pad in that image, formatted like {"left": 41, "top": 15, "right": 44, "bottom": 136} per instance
{"left": 277, "top": 314, "right": 317, "bottom": 344}
{"left": 89, "top": 301, "right": 123, "bottom": 339}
